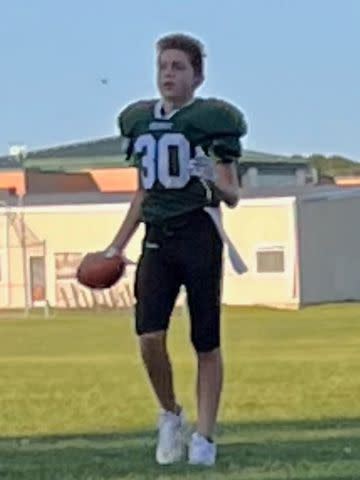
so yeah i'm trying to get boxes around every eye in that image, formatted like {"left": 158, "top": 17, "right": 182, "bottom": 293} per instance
{"left": 173, "top": 62, "right": 185, "bottom": 71}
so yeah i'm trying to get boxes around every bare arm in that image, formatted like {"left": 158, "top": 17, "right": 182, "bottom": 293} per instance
{"left": 212, "top": 162, "right": 240, "bottom": 208}
{"left": 107, "top": 187, "right": 145, "bottom": 253}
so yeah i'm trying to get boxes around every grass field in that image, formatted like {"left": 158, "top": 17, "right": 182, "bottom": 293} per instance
{"left": 1, "top": 305, "right": 360, "bottom": 479}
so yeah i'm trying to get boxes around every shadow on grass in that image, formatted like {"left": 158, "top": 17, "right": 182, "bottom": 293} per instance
{"left": 0, "top": 418, "right": 360, "bottom": 479}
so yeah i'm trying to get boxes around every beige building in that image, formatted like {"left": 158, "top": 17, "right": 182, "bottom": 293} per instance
{"left": 0, "top": 193, "right": 140, "bottom": 310}
{"left": 222, "top": 186, "right": 360, "bottom": 308}
{"left": 1, "top": 186, "right": 360, "bottom": 311}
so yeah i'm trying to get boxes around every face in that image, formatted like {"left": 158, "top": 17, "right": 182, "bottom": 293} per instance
{"left": 157, "top": 49, "right": 203, "bottom": 106}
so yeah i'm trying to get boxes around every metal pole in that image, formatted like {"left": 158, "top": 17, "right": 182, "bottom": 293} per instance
{"left": 43, "top": 239, "right": 50, "bottom": 319}
{"left": 18, "top": 195, "right": 29, "bottom": 317}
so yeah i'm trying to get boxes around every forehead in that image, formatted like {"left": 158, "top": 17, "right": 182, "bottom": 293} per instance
{"left": 158, "top": 48, "right": 192, "bottom": 67}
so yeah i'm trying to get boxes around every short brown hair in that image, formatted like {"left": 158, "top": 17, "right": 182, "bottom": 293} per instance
{"left": 156, "top": 33, "right": 205, "bottom": 76}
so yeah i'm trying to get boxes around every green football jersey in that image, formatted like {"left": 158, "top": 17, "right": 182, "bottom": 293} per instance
{"left": 118, "top": 97, "right": 247, "bottom": 225}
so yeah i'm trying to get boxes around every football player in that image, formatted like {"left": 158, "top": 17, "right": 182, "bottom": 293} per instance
{"left": 106, "top": 33, "right": 247, "bottom": 466}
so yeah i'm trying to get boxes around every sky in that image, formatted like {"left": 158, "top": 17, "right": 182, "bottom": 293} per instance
{"left": 0, "top": 0, "right": 359, "bottom": 160}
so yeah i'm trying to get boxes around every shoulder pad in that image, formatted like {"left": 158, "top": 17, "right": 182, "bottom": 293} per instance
{"left": 202, "top": 97, "right": 248, "bottom": 137}
{"left": 117, "top": 99, "right": 156, "bottom": 137}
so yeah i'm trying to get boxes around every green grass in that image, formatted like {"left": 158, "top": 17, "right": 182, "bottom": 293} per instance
{"left": 0, "top": 304, "right": 360, "bottom": 479}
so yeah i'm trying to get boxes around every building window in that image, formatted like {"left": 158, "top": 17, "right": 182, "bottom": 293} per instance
{"left": 256, "top": 247, "right": 285, "bottom": 273}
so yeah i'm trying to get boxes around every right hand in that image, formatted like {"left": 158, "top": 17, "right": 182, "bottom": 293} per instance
{"left": 103, "top": 246, "right": 136, "bottom": 266}
{"left": 103, "top": 245, "right": 122, "bottom": 259}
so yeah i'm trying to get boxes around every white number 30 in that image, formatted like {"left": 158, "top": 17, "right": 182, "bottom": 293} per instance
{"left": 134, "top": 133, "right": 191, "bottom": 189}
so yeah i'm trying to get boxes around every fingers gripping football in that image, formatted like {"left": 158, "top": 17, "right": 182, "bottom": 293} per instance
{"left": 76, "top": 248, "right": 126, "bottom": 290}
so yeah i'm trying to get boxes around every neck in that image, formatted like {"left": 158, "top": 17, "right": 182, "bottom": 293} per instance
{"left": 162, "top": 96, "right": 194, "bottom": 115}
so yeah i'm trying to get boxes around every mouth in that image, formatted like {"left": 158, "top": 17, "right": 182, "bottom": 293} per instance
{"left": 162, "top": 81, "right": 175, "bottom": 90}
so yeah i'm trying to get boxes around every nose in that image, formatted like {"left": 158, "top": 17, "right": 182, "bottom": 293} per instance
{"left": 162, "top": 65, "right": 175, "bottom": 78}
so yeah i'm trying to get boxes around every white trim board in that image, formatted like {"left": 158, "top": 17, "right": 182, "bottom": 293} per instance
{"left": 0, "top": 198, "right": 296, "bottom": 214}
{"left": 0, "top": 203, "right": 131, "bottom": 214}
{"left": 302, "top": 188, "right": 360, "bottom": 202}
{"left": 238, "top": 197, "right": 295, "bottom": 207}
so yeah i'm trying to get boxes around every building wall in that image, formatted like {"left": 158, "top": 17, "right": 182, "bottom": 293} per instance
{"left": 26, "top": 168, "right": 138, "bottom": 194}
{"left": 88, "top": 168, "right": 137, "bottom": 192}
{"left": 1, "top": 200, "right": 299, "bottom": 310}
{"left": 298, "top": 195, "right": 360, "bottom": 304}
{"left": 23, "top": 205, "right": 144, "bottom": 309}
{"left": 0, "top": 213, "right": 25, "bottom": 308}
{"left": 0, "top": 170, "right": 25, "bottom": 195}
{"left": 335, "top": 176, "right": 360, "bottom": 187}
{"left": 0, "top": 205, "right": 144, "bottom": 309}
{"left": 0, "top": 210, "right": 47, "bottom": 309}
{"left": 0, "top": 214, "right": 7, "bottom": 307}
{"left": 241, "top": 166, "right": 309, "bottom": 189}
{"left": 26, "top": 171, "right": 99, "bottom": 193}
{"left": 222, "top": 199, "right": 298, "bottom": 307}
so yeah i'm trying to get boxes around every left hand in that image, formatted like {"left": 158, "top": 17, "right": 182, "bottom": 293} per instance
{"left": 188, "top": 156, "right": 217, "bottom": 182}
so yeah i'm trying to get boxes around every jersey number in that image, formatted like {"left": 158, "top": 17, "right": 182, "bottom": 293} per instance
{"left": 134, "top": 133, "right": 190, "bottom": 189}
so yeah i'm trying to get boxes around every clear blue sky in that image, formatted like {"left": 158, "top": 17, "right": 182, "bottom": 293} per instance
{"left": 1, "top": 0, "right": 359, "bottom": 160}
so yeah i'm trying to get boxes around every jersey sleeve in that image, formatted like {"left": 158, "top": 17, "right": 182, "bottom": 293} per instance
{"left": 205, "top": 99, "right": 248, "bottom": 164}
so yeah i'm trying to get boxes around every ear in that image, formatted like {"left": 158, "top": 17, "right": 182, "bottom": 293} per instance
{"left": 193, "top": 74, "right": 204, "bottom": 89}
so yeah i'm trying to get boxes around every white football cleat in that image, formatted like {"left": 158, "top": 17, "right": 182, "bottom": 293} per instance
{"left": 155, "top": 409, "right": 186, "bottom": 465}
{"left": 188, "top": 432, "right": 217, "bottom": 466}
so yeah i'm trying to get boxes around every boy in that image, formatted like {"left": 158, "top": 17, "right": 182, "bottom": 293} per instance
{"left": 106, "top": 33, "right": 247, "bottom": 466}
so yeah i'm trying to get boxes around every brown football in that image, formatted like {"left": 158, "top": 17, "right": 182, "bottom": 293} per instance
{"left": 76, "top": 251, "right": 125, "bottom": 289}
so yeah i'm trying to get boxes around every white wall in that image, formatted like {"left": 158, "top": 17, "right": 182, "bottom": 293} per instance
{"left": 221, "top": 198, "right": 298, "bottom": 307}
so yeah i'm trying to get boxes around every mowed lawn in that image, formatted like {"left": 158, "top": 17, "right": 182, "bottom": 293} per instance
{"left": 0, "top": 305, "right": 360, "bottom": 479}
